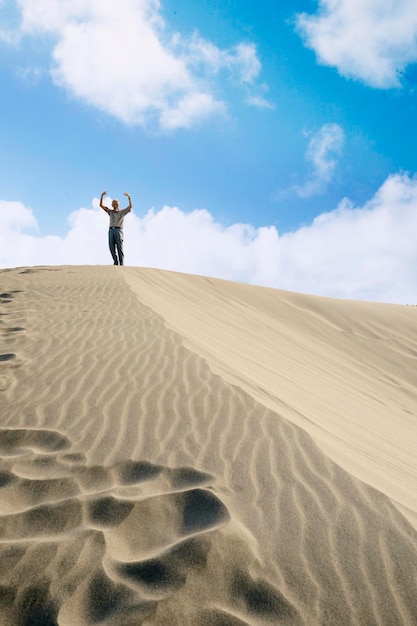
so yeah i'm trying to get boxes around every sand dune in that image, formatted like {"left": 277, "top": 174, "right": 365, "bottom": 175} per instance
{"left": 0, "top": 265, "right": 416, "bottom": 625}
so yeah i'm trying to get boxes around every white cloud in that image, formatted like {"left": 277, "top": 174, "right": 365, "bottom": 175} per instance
{"left": 0, "top": 200, "right": 38, "bottom": 231}
{"left": 159, "top": 93, "right": 226, "bottom": 131}
{"left": 296, "top": 0, "right": 417, "bottom": 88}
{"left": 5, "top": 0, "right": 265, "bottom": 129}
{"left": 307, "top": 124, "right": 344, "bottom": 179}
{"left": 2, "top": 173, "right": 417, "bottom": 304}
{"left": 246, "top": 94, "right": 275, "bottom": 110}
{"left": 185, "top": 36, "right": 261, "bottom": 84}
{"left": 229, "top": 43, "right": 261, "bottom": 84}
{"left": 280, "top": 123, "right": 345, "bottom": 199}
{"left": 16, "top": 65, "right": 44, "bottom": 85}
{"left": 278, "top": 174, "right": 417, "bottom": 302}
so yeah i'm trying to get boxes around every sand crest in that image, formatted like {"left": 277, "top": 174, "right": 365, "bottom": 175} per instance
{"left": 0, "top": 265, "right": 416, "bottom": 625}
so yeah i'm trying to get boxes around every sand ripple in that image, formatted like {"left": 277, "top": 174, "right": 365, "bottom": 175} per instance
{"left": 0, "top": 266, "right": 416, "bottom": 625}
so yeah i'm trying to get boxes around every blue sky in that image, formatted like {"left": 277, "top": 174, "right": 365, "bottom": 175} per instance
{"left": 1, "top": 0, "right": 417, "bottom": 303}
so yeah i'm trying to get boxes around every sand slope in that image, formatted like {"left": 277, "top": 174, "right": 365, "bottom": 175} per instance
{"left": 124, "top": 268, "right": 417, "bottom": 529}
{"left": 0, "top": 266, "right": 416, "bottom": 626}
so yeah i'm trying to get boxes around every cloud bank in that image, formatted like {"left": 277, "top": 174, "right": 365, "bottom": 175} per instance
{"left": 3, "top": 0, "right": 265, "bottom": 129}
{"left": 296, "top": 0, "right": 417, "bottom": 88}
{"left": 2, "top": 173, "right": 417, "bottom": 304}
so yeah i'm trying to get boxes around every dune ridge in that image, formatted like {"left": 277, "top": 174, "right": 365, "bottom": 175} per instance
{"left": 0, "top": 265, "right": 416, "bottom": 625}
{"left": 123, "top": 268, "right": 417, "bottom": 528}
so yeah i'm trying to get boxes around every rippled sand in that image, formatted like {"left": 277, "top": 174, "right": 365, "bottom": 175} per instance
{"left": 1, "top": 266, "right": 416, "bottom": 625}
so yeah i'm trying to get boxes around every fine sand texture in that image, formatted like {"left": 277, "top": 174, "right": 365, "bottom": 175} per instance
{"left": 0, "top": 265, "right": 416, "bottom": 626}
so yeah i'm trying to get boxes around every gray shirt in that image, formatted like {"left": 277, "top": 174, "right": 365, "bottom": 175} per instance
{"left": 108, "top": 208, "right": 131, "bottom": 229}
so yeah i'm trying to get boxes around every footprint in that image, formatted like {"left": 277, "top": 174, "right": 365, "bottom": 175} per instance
{"left": 18, "top": 268, "right": 58, "bottom": 274}
{"left": 0, "top": 429, "right": 71, "bottom": 456}
{"left": 103, "top": 485, "right": 230, "bottom": 566}
{"left": 0, "top": 291, "right": 22, "bottom": 304}
{"left": 0, "top": 427, "right": 233, "bottom": 622}
{"left": 85, "top": 570, "right": 156, "bottom": 624}
{"left": 0, "top": 354, "right": 16, "bottom": 362}
{"left": 0, "top": 471, "right": 16, "bottom": 488}
{"left": 115, "top": 535, "right": 211, "bottom": 595}
{"left": 181, "top": 488, "right": 229, "bottom": 534}
{"left": 0, "top": 500, "right": 83, "bottom": 540}
{"left": 115, "top": 460, "right": 163, "bottom": 485}
{"left": 86, "top": 497, "right": 134, "bottom": 528}
{"left": 60, "top": 452, "right": 87, "bottom": 465}
{"left": 168, "top": 466, "right": 213, "bottom": 489}
{"left": 0, "top": 289, "right": 26, "bottom": 390}
{"left": 232, "top": 572, "right": 298, "bottom": 621}
{"left": 0, "top": 428, "right": 294, "bottom": 625}
{"left": 2, "top": 327, "right": 25, "bottom": 333}
{"left": 0, "top": 376, "right": 14, "bottom": 392}
{"left": 13, "top": 582, "right": 59, "bottom": 626}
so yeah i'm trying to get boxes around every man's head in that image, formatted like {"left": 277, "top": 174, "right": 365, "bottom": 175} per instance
{"left": 112, "top": 199, "right": 119, "bottom": 211}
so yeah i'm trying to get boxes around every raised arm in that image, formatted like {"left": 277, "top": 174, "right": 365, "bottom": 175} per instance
{"left": 123, "top": 192, "right": 133, "bottom": 212}
{"left": 99, "top": 191, "right": 109, "bottom": 213}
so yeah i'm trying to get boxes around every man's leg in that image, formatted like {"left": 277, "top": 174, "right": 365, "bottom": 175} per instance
{"left": 108, "top": 230, "right": 119, "bottom": 265}
{"left": 115, "top": 230, "right": 124, "bottom": 266}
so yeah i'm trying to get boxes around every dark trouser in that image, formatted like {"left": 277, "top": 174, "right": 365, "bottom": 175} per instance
{"left": 108, "top": 228, "right": 124, "bottom": 265}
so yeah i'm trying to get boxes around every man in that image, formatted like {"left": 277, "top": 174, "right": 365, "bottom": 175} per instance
{"left": 100, "top": 191, "right": 132, "bottom": 265}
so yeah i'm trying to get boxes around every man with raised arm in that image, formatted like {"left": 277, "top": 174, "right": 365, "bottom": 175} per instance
{"left": 99, "top": 191, "right": 132, "bottom": 266}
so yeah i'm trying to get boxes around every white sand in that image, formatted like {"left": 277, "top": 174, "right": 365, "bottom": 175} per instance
{"left": 1, "top": 265, "right": 416, "bottom": 626}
